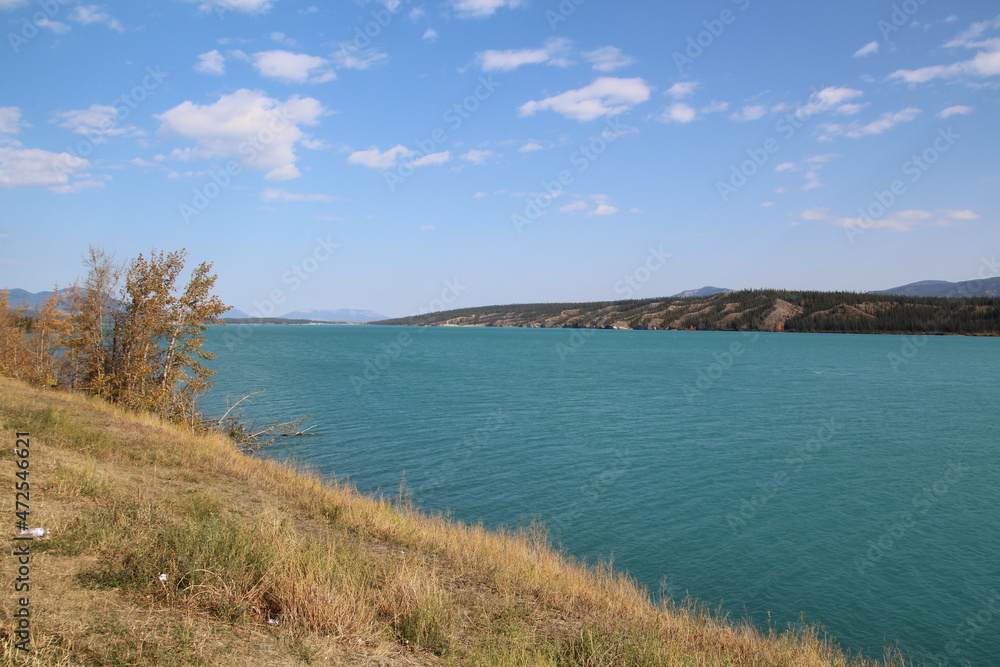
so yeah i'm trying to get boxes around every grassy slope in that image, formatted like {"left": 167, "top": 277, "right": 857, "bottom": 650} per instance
{"left": 0, "top": 377, "right": 902, "bottom": 666}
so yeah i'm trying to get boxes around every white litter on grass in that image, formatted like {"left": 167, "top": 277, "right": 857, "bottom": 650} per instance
{"left": 18, "top": 527, "right": 49, "bottom": 538}
{"left": 267, "top": 618, "right": 280, "bottom": 626}
{"left": 158, "top": 573, "right": 168, "bottom": 582}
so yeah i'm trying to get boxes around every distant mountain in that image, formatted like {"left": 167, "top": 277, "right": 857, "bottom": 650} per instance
{"left": 279, "top": 308, "right": 388, "bottom": 323}
{"left": 222, "top": 307, "right": 250, "bottom": 318}
{"left": 873, "top": 278, "right": 1000, "bottom": 298}
{"left": 1, "top": 288, "right": 65, "bottom": 312}
{"left": 671, "top": 286, "right": 733, "bottom": 298}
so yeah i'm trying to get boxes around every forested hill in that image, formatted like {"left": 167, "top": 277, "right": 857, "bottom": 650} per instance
{"left": 375, "top": 290, "right": 1000, "bottom": 336}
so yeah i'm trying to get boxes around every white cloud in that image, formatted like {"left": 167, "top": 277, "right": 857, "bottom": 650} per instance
{"left": 889, "top": 16, "right": 1000, "bottom": 83}
{"left": 187, "top": 0, "right": 273, "bottom": 14}
{"left": 660, "top": 102, "right": 696, "bottom": 124}
{"left": 476, "top": 38, "right": 570, "bottom": 72}
{"left": 584, "top": 46, "right": 635, "bottom": 72}
{"left": 268, "top": 31, "right": 296, "bottom": 46}
{"left": 804, "top": 153, "right": 839, "bottom": 165}
{"left": 55, "top": 104, "right": 143, "bottom": 141}
{"left": 701, "top": 101, "right": 729, "bottom": 114}
{"left": 938, "top": 105, "right": 973, "bottom": 118}
{"left": 801, "top": 171, "right": 822, "bottom": 191}
{"left": 0, "top": 146, "right": 98, "bottom": 192}
{"left": 156, "top": 89, "right": 326, "bottom": 182}
{"left": 800, "top": 207, "right": 829, "bottom": 221}
{"left": 820, "top": 107, "right": 920, "bottom": 140}
{"left": 761, "top": 201, "right": 774, "bottom": 207}
{"left": 834, "top": 103, "right": 867, "bottom": 115}
{"left": 774, "top": 154, "right": 839, "bottom": 190}
{"left": 600, "top": 123, "right": 638, "bottom": 139}
{"left": 472, "top": 191, "right": 487, "bottom": 198}
{"left": 666, "top": 81, "right": 697, "bottom": 99}
{"left": 944, "top": 15, "right": 1000, "bottom": 49}
{"left": 461, "top": 149, "right": 493, "bottom": 164}
{"left": 853, "top": 41, "right": 879, "bottom": 58}
{"left": 0, "top": 107, "right": 26, "bottom": 135}
{"left": 331, "top": 46, "right": 388, "bottom": 70}
{"left": 519, "top": 77, "right": 651, "bottom": 122}
{"left": 559, "top": 201, "right": 588, "bottom": 213}
{"left": 412, "top": 151, "right": 450, "bottom": 167}
{"left": 420, "top": 225, "right": 435, "bottom": 231}
{"left": 422, "top": 28, "right": 438, "bottom": 42}
{"left": 451, "top": 0, "right": 523, "bottom": 19}
{"left": 347, "top": 145, "right": 412, "bottom": 169}
{"left": 69, "top": 5, "right": 123, "bottom": 32}
{"left": 795, "top": 87, "right": 864, "bottom": 118}
{"left": 518, "top": 141, "right": 544, "bottom": 152}
{"left": 262, "top": 188, "right": 333, "bottom": 202}
{"left": 195, "top": 50, "right": 226, "bottom": 75}
{"left": 730, "top": 104, "right": 767, "bottom": 122}
{"left": 589, "top": 203, "right": 619, "bottom": 216}
{"left": 804, "top": 208, "right": 979, "bottom": 232}
{"left": 37, "top": 17, "right": 70, "bottom": 33}
{"left": 852, "top": 209, "right": 978, "bottom": 231}
{"left": 729, "top": 102, "right": 788, "bottom": 122}
{"left": 253, "top": 50, "right": 335, "bottom": 83}
{"left": 300, "top": 137, "right": 328, "bottom": 150}
{"left": 347, "top": 145, "right": 450, "bottom": 170}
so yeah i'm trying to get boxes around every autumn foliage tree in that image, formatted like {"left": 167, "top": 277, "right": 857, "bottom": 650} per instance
{"left": 1, "top": 247, "right": 228, "bottom": 425}
{"left": 63, "top": 247, "right": 119, "bottom": 394}
{"left": 102, "top": 250, "right": 227, "bottom": 423}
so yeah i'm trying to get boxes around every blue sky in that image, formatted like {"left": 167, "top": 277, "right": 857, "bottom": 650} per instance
{"left": 1, "top": 0, "right": 998, "bottom": 317}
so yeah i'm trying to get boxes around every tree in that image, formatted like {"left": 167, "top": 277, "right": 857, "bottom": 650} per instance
{"left": 22, "top": 290, "right": 69, "bottom": 387}
{"left": 63, "top": 246, "right": 119, "bottom": 393}
{"left": 104, "top": 249, "right": 228, "bottom": 422}
{"left": 0, "top": 290, "right": 29, "bottom": 381}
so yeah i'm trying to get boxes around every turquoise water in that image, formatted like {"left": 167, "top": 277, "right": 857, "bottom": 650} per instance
{"left": 203, "top": 325, "right": 1000, "bottom": 665}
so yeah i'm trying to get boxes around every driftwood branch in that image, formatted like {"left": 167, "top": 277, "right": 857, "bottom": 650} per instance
{"left": 208, "top": 390, "right": 318, "bottom": 451}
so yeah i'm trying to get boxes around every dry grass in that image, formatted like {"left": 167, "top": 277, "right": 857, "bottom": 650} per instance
{"left": 0, "top": 376, "right": 904, "bottom": 666}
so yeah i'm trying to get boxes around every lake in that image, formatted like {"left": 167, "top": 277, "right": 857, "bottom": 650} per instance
{"left": 203, "top": 325, "right": 1000, "bottom": 665}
